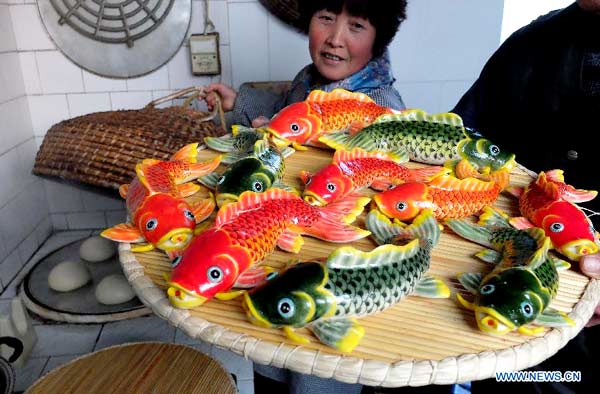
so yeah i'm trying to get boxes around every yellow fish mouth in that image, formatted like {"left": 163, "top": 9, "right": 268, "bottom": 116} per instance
{"left": 242, "top": 292, "right": 272, "bottom": 328}
{"left": 260, "top": 127, "right": 292, "bottom": 148}
{"left": 167, "top": 282, "right": 207, "bottom": 309}
{"left": 559, "top": 239, "right": 598, "bottom": 260}
{"left": 303, "top": 191, "right": 327, "bottom": 207}
{"left": 475, "top": 307, "right": 515, "bottom": 335}
{"left": 503, "top": 157, "right": 517, "bottom": 171}
{"left": 157, "top": 229, "right": 193, "bottom": 252}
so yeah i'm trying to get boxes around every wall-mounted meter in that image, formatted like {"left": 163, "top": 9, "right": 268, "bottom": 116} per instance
{"left": 189, "top": 33, "right": 220, "bottom": 75}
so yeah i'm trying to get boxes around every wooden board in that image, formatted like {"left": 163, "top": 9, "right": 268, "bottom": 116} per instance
{"left": 119, "top": 145, "right": 600, "bottom": 387}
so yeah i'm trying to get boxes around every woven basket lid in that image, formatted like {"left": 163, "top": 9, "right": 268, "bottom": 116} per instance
{"left": 259, "top": 0, "right": 302, "bottom": 29}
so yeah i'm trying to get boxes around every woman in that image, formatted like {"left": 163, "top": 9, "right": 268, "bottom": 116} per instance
{"left": 205, "top": 0, "right": 408, "bottom": 128}
{"left": 207, "top": 2, "right": 409, "bottom": 393}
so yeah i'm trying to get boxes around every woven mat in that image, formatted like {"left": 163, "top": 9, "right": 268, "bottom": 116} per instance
{"left": 118, "top": 146, "right": 600, "bottom": 387}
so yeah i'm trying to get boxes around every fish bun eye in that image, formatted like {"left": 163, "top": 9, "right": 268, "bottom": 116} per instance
{"left": 252, "top": 181, "right": 265, "bottom": 192}
{"left": 395, "top": 201, "right": 408, "bottom": 212}
{"left": 277, "top": 297, "right": 295, "bottom": 318}
{"left": 172, "top": 256, "right": 182, "bottom": 267}
{"left": 326, "top": 183, "right": 336, "bottom": 192}
{"left": 184, "top": 209, "right": 195, "bottom": 221}
{"left": 480, "top": 284, "right": 495, "bottom": 295}
{"left": 520, "top": 301, "right": 534, "bottom": 318}
{"left": 549, "top": 222, "right": 564, "bottom": 233}
{"left": 290, "top": 123, "right": 301, "bottom": 134}
{"left": 145, "top": 218, "right": 158, "bottom": 231}
{"left": 489, "top": 144, "right": 500, "bottom": 156}
{"left": 207, "top": 266, "right": 224, "bottom": 283}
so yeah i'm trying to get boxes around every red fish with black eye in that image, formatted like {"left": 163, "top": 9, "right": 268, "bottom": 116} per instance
{"left": 263, "top": 88, "right": 398, "bottom": 150}
{"left": 507, "top": 169, "right": 599, "bottom": 261}
{"left": 301, "top": 147, "right": 448, "bottom": 207}
{"left": 101, "top": 143, "right": 222, "bottom": 253}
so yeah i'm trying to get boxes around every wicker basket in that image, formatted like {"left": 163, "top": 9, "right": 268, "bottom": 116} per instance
{"left": 33, "top": 87, "right": 227, "bottom": 190}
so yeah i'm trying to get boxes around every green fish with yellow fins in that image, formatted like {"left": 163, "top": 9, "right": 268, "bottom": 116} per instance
{"left": 243, "top": 209, "right": 450, "bottom": 353}
{"left": 201, "top": 134, "right": 294, "bottom": 207}
{"left": 445, "top": 206, "right": 575, "bottom": 336}
{"left": 204, "top": 125, "right": 295, "bottom": 165}
{"left": 318, "top": 110, "right": 515, "bottom": 181}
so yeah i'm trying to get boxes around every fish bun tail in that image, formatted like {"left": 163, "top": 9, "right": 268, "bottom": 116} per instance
{"left": 204, "top": 135, "right": 237, "bottom": 153}
{"left": 478, "top": 206, "right": 511, "bottom": 228}
{"left": 319, "top": 192, "right": 371, "bottom": 224}
{"left": 404, "top": 209, "right": 441, "bottom": 248}
{"left": 445, "top": 216, "right": 494, "bottom": 248}
{"left": 488, "top": 169, "right": 511, "bottom": 189}
{"left": 306, "top": 194, "right": 371, "bottom": 242}
{"left": 188, "top": 154, "right": 223, "bottom": 176}
{"left": 171, "top": 143, "right": 199, "bottom": 163}
{"left": 365, "top": 209, "right": 408, "bottom": 245}
{"left": 407, "top": 166, "right": 450, "bottom": 182}
{"left": 318, "top": 131, "right": 351, "bottom": 150}
{"left": 303, "top": 215, "right": 371, "bottom": 243}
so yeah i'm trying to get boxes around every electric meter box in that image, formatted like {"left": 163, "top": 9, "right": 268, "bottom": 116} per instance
{"left": 189, "top": 33, "right": 221, "bottom": 75}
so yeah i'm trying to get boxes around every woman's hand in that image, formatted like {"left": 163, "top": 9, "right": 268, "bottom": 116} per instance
{"left": 205, "top": 83, "right": 237, "bottom": 112}
{"left": 251, "top": 116, "right": 270, "bottom": 128}
{"left": 580, "top": 253, "right": 600, "bottom": 327}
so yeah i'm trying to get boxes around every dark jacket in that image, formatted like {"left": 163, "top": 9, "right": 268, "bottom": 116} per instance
{"left": 453, "top": 3, "right": 600, "bottom": 227}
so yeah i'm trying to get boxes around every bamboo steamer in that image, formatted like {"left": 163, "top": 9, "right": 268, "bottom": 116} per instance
{"left": 118, "top": 145, "right": 600, "bottom": 387}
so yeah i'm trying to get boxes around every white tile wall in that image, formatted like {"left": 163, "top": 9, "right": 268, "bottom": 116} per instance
{"left": 27, "top": 94, "right": 69, "bottom": 136}
{"left": 0, "top": 5, "right": 16, "bottom": 53}
{"left": 82, "top": 70, "right": 127, "bottom": 93}
{"left": 18, "top": 52, "right": 41, "bottom": 95}
{"left": 229, "top": 2, "right": 270, "bottom": 88}
{"left": 67, "top": 93, "right": 111, "bottom": 118}
{"left": 109, "top": 91, "right": 154, "bottom": 110}
{"left": 268, "top": 16, "right": 309, "bottom": 82}
{"left": 9, "top": 3, "right": 54, "bottom": 51}
{"left": 0, "top": 148, "right": 24, "bottom": 206}
{"left": 0, "top": 52, "right": 24, "bottom": 102}
{"left": 126, "top": 66, "right": 170, "bottom": 91}
{"left": 0, "top": 97, "right": 32, "bottom": 153}
{"left": 36, "top": 51, "right": 84, "bottom": 94}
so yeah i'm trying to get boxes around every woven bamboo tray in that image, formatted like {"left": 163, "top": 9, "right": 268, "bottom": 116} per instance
{"left": 118, "top": 146, "right": 600, "bottom": 387}
{"left": 27, "top": 342, "right": 236, "bottom": 394}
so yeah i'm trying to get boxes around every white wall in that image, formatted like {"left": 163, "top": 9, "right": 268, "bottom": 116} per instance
{"left": 0, "top": 1, "right": 52, "bottom": 293}
{"left": 0, "top": 0, "right": 508, "bottom": 287}
{"left": 501, "top": 0, "right": 573, "bottom": 41}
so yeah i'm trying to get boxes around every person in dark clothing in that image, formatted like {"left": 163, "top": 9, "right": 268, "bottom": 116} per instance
{"left": 453, "top": 1, "right": 600, "bottom": 230}
{"left": 453, "top": 1, "right": 600, "bottom": 392}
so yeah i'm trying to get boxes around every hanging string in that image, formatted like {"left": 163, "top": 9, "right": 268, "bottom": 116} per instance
{"left": 581, "top": 206, "right": 600, "bottom": 220}
{"left": 202, "top": 0, "right": 216, "bottom": 34}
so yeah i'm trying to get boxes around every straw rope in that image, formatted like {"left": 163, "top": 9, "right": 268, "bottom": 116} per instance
{"left": 117, "top": 147, "right": 600, "bottom": 387}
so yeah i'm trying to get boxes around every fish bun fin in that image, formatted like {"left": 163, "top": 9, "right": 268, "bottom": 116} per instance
{"left": 310, "top": 318, "right": 365, "bottom": 353}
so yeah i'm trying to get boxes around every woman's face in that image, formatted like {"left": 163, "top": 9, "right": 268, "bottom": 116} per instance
{"left": 308, "top": 8, "right": 376, "bottom": 82}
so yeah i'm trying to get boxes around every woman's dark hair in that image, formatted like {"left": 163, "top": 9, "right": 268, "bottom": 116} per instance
{"left": 298, "top": 0, "right": 408, "bottom": 58}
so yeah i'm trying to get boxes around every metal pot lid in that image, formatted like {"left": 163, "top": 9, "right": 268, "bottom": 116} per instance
{"left": 38, "top": 0, "right": 191, "bottom": 78}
